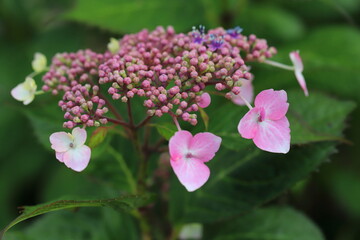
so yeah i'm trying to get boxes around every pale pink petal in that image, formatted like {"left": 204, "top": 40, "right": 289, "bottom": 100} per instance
{"left": 231, "top": 79, "right": 254, "bottom": 106}
{"left": 198, "top": 93, "right": 211, "bottom": 108}
{"left": 290, "top": 51, "right": 308, "bottom": 96}
{"left": 169, "top": 130, "right": 192, "bottom": 160}
{"left": 254, "top": 89, "right": 289, "bottom": 120}
{"left": 295, "top": 70, "right": 309, "bottom": 97}
{"left": 289, "top": 51, "right": 303, "bottom": 72}
{"left": 11, "top": 83, "right": 31, "bottom": 102}
{"left": 189, "top": 132, "right": 222, "bottom": 162}
{"left": 49, "top": 132, "right": 72, "bottom": 152}
{"left": 55, "top": 152, "right": 64, "bottom": 162}
{"left": 170, "top": 156, "right": 210, "bottom": 192}
{"left": 63, "top": 145, "right": 91, "bottom": 172}
{"left": 72, "top": 127, "right": 87, "bottom": 146}
{"left": 253, "top": 117, "right": 290, "bottom": 154}
{"left": 238, "top": 107, "right": 263, "bottom": 139}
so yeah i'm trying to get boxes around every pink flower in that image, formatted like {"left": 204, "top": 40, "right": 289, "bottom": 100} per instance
{"left": 49, "top": 127, "right": 91, "bottom": 172}
{"left": 169, "top": 130, "right": 222, "bottom": 192}
{"left": 198, "top": 92, "right": 211, "bottom": 108}
{"left": 231, "top": 78, "right": 254, "bottom": 106}
{"left": 238, "top": 89, "right": 290, "bottom": 154}
{"left": 290, "top": 51, "right": 308, "bottom": 96}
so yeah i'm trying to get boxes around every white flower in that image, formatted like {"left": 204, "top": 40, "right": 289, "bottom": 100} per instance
{"left": 107, "top": 38, "right": 120, "bottom": 54}
{"left": 11, "top": 77, "right": 37, "bottom": 105}
{"left": 32, "top": 52, "right": 47, "bottom": 73}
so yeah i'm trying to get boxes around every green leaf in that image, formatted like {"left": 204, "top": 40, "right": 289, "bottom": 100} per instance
{"left": 235, "top": 5, "right": 305, "bottom": 42}
{"left": 169, "top": 142, "right": 336, "bottom": 223}
{"left": 255, "top": 26, "right": 360, "bottom": 101}
{"left": 3, "top": 208, "right": 140, "bottom": 240}
{"left": 205, "top": 206, "right": 324, "bottom": 240}
{"left": 152, "top": 123, "right": 177, "bottom": 141}
{"left": 288, "top": 91, "right": 356, "bottom": 144}
{"left": 107, "top": 147, "right": 137, "bottom": 194}
{"left": 88, "top": 126, "right": 109, "bottom": 148}
{"left": 64, "top": 0, "right": 207, "bottom": 34}
{"left": 0, "top": 194, "right": 152, "bottom": 239}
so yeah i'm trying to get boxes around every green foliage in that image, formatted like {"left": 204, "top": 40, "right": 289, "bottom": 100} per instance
{"left": 3, "top": 208, "right": 140, "bottom": 240}
{"left": 170, "top": 142, "right": 336, "bottom": 223}
{"left": 64, "top": 0, "right": 207, "bottom": 33}
{"left": 235, "top": 4, "right": 305, "bottom": 42}
{"left": 205, "top": 206, "right": 324, "bottom": 240}
{"left": 0, "top": 194, "right": 151, "bottom": 239}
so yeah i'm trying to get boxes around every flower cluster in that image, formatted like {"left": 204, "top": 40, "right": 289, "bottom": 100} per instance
{"left": 12, "top": 26, "right": 308, "bottom": 192}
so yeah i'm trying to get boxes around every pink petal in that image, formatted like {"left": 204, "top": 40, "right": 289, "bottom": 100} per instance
{"left": 63, "top": 145, "right": 91, "bottom": 172}
{"left": 289, "top": 51, "right": 303, "bottom": 72}
{"left": 170, "top": 156, "right": 210, "bottom": 192}
{"left": 290, "top": 51, "right": 308, "bottom": 96}
{"left": 72, "top": 127, "right": 87, "bottom": 146}
{"left": 198, "top": 93, "right": 211, "bottom": 108}
{"left": 55, "top": 152, "right": 65, "bottom": 162}
{"left": 253, "top": 117, "right": 290, "bottom": 154}
{"left": 49, "top": 132, "right": 72, "bottom": 152}
{"left": 189, "top": 132, "right": 222, "bottom": 162}
{"left": 231, "top": 79, "right": 254, "bottom": 106}
{"left": 295, "top": 70, "right": 309, "bottom": 97}
{"left": 238, "top": 107, "right": 263, "bottom": 139}
{"left": 169, "top": 130, "right": 192, "bottom": 160}
{"left": 254, "top": 89, "right": 289, "bottom": 120}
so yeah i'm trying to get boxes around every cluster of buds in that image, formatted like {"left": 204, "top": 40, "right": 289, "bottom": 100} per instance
{"left": 41, "top": 49, "right": 106, "bottom": 94}
{"left": 59, "top": 83, "right": 108, "bottom": 129}
{"left": 98, "top": 25, "right": 275, "bottom": 125}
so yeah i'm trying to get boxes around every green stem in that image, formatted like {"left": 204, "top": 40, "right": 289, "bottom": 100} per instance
{"left": 263, "top": 60, "right": 295, "bottom": 71}
{"left": 108, "top": 146, "right": 137, "bottom": 194}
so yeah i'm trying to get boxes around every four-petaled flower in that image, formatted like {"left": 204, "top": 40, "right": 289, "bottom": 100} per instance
{"left": 169, "top": 130, "right": 222, "bottom": 192}
{"left": 11, "top": 77, "right": 37, "bottom": 105}
{"left": 290, "top": 50, "right": 308, "bottom": 96}
{"left": 50, "top": 127, "right": 91, "bottom": 172}
{"left": 238, "top": 89, "right": 290, "bottom": 154}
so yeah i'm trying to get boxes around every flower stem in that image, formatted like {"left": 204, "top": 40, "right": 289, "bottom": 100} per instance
{"left": 239, "top": 94, "right": 253, "bottom": 110}
{"left": 104, "top": 117, "right": 131, "bottom": 128}
{"left": 127, "top": 99, "right": 135, "bottom": 128}
{"left": 173, "top": 116, "right": 181, "bottom": 131}
{"left": 263, "top": 59, "right": 294, "bottom": 71}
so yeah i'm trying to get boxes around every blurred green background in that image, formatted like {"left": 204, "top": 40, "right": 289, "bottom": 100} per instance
{"left": 1, "top": 0, "right": 360, "bottom": 239}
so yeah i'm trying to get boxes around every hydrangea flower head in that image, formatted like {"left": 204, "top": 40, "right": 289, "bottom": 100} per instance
{"left": 169, "top": 131, "right": 221, "bottom": 192}
{"left": 290, "top": 50, "right": 308, "bottom": 96}
{"left": 50, "top": 127, "right": 91, "bottom": 172}
{"left": 11, "top": 77, "right": 37, "bottom": 105}
{"left": 238, "top": 89, "right": 290, "bottom": 153}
